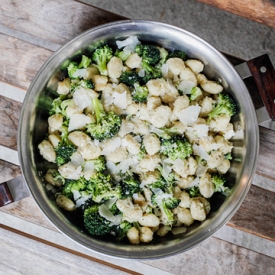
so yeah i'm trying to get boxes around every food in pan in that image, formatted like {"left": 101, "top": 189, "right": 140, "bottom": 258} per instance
{"left": 38, "top": 36, "right": 237, "bottom": 244}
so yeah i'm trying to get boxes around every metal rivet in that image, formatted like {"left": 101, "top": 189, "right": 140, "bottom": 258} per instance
{"left": 260, "top": 66, "right": 267, "bottom": 73}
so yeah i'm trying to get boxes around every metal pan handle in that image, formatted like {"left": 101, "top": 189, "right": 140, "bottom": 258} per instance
{"left": 235, "top": 54, "right": 275, "bottom": 125}
{"left": 0, "top": 176, "right": 30, "bottom": 207}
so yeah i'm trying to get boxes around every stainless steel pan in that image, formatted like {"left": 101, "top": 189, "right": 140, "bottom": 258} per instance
{"left": 1, "top": 20, "right": 273, "bottom": 259}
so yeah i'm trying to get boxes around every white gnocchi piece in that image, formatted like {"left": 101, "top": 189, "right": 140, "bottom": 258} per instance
{"left": 143, "top": 133, "right": 160, "bottom": 156}
{"left": 185, "top": 59, "right": 204, "bottom": 74}
{"left": 38, "top": 140, "right": 56, "bottom": 163}
{"left": 56, "top": 194, "right": 76, "bottom": 211}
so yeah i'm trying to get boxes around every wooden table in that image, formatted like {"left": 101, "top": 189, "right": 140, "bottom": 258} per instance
{"left": 0, "top": 0, "right": 275, "bottom": 274}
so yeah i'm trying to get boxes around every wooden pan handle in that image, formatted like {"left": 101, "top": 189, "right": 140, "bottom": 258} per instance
{"left": 247, "top": 54, "right": 275, "bottom": 120}
{"left": 0, "top": 182, "right": 14, "bottom": 206}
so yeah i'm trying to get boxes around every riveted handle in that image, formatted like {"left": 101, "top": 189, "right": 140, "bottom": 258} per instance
{"left": 0, "top": 182, "right": 13, "bottom": 206}
{"left": 247, "top": 54, "right": 275, "bottom": 120}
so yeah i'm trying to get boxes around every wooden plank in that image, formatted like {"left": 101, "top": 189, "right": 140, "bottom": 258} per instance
{"left": 0, "top": 226, "right": 137, "bottom": 275}
{"left": 0, "top": 197, "right": 58, "bottom": 232}
{"left": 0, "top": 0, "right": 126, "bottom": 46}
{"left": 257, "top": 126, "right": 275, "bottom": 179}
{"left": 0, "top": 34, "right": 52, "bottom": 90}
{"left": 1, "top": 217, "right": 275, "bottom": 274}
{"left": 198, "top": 0, "right": 275, "bottom": 29}
{"left": 0, "top": 96, "right": 21, "bottom": 151}
{"left": 142, "top": 236, "right": 275, "bottom": 274}
{"left": 0, "top": 159, "right": 21, "bottom": 182}
{"left": 228, "top": 184, "right": 275, "bottom": 242}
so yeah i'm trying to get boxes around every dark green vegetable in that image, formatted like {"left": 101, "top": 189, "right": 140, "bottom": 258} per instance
{"left": 92, "top": 45, "right": 113, "bottom": 76}
{"left": 86, "top": 97, "right": 121, "bottom": 141}
{"left": 86, "top": 172, "right": 122, "bottom": 203}
{"left": 207, "top": 93, "right": 237, "bottom": 122}
{"left": 132, "top": 83, "right": 149, "bottom": 103}
{"left": 119, "top": 71, "right": 141, "bottom": 87}
{"left": 83, "top": 205, "right": 113, "bottom": 236}
{"left": 54, "top": 126, "right": 77, "bottom": 166}
{"left": 160, "top": 135, "right": 193, "bottom": 161}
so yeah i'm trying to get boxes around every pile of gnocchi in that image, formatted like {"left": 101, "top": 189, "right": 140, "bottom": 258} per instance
{"left": 38, "top": 36, "right": 236, "bottom": 244}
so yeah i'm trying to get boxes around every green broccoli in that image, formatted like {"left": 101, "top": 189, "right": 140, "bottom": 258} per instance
{"left": 207, "top": 93, "right": 237, "bottom": 122}
{"left": 134, "top": 44, "right": 162, "bottom": 83}
{"left": 111, "top": 220, "right": 132, "bottom": 240}
{"left": 120, "top": 174, "right": 141, "bottom": 198}
{"left": 67, "top": 62, "right": 79, "bottom": 79}
{"left": 119, "top": 71, "right": 141, "bottom": 87}
{"left": 132, "top": 83, "right": 149, "bottom": 102}
{"left": 151, "top": 193, "right": 180, "bottom": 226}
{"left": 168, "top": 50, "right": 187, "bottom": 61}
{"left": 54, "top": 126, "right": 77, "bottom": 166}
{"left": 157, "top": 47, "right": 169, "bottom": 67}
{"left": 148, "top": 172, "right": 175, "bottom": 195}
{"left": 140, "top": 60, "right": 163, "bottom": 83}
{"left": 160, "top": 136, "right": 192, "bottom": 161}
{"left": 85, "top": 156, "right": 106, "bottom": 172}
{"left": 211, "top": 173, "right": 230, "bottom": 195}
{"left": 187, "top": 186, "right": 201, "bottom": 198}
{"left": 135, "top": 44, "right": 161, "bottom": 65}
{"left": 86, "top": 97, "right": 121, "bottom": 141}
{"left": 224, "top": 153, "right": 232, "bottom": 160}
{"left": 67, "top": 55, "right": 91, "bottom": 79}
{"left": 83, "top": 204, "right": 113, "bottom": 236}
{"left": 92, "top": 45, "right": 113, "bottom": 76}
{"left": 70, "top": 79, "right": 94, "bottom": 92}
{"left": 190, "top": 86, "right": 202, "bottom": 101}
{"left": 49, "top": 95, "right": 67, "bottom": 116}
{"left": 78, "top": 55, "right": 91, "bottom": 69}
{"left": 114, "top": 49, "right": 131, "bottom": 61}
{"left": 61, "top": 177, "right": 87, "bottom": 200}
{"left": 86, "top": 172, "right": 122, "bottom": 203}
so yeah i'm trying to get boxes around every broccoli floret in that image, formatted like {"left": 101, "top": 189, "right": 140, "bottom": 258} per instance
{"left": 61, "top": 177, "right": 87, "bottom": 200}
{"left": 151, "top": 193, "right": 180, "bottom": 226}
{"left": 67, "top": 55, "right": 91, "bottom": 79}
{"left": 157, "top": 47, "right": 169, "bottom": 67}
{"left": 86, "top": 172, "right": 122, "bottom": 203}
{"left": 49, "top": 95, "right": 68, "bottom": 116}
{"left": 83, "top": 205, "right": 112, "bottom": 236}
{"left": 86, "top": 97, "right": 121, "bottom": 141}
{"left": 160, "top": 135, "right": 192, "bottom": 161}
{"left": 149, "top": 173, "right": 175, "bottom": 195}
{"left": 187, "top": 186, "right": 201, "bottom": 198}
{"left": 78, "top": 55, "right": 91, "bottom": 69}
{"left": 92, "top": 45, "right": 113, "bottom": 76}
{"left": 140, "top": 60, "right": 163, "bottom": 83}
{"left": 132, "top": 83, "right": 149, "bottom": 103}
{"left": 70, "top": 79, "right": 94, "bottom": 92}
{"left": 67, "top": 62, "right": 79, "bottom": 79}
{"left": 119, "top": 71, "right": 141, "bottom": 87}
{"left": 111, "top": 220, "right": 132, "bottom": 240}
{"left": 224, "top": 153, "right": 232, "bottom": 160}
{"left": 54, "top": 126, "right": 77, "bottom": 166}
{"left": 135, "top": 44, "right": 161, "bottom": 65}
{"left": 168, "top": 50, "right": 187, "bottom": 61}
{"left": 211, "top": 173, "right": 230, "bottom": 195}
{"left": 86, "top": 156, "right": 106, "bottom": 172}
{"left": 114, "top": 49, "right": 131, "bottom": 61}
{"left": 207, "top": 93, "right": 237, "bottom": 122}
{"left": 190, "top": 86, "right": 202, "bottom": 101}
{"left": 120, "top": 174, "right": 141, "bottom": 198}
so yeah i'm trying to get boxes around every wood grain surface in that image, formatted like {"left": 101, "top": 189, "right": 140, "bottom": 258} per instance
{"left": 0, "top": 0, "right": 125, "bottom": 45}
{"left": 198, "top": 0, "right": 275, "bottom": 29}
{"left": 228, "top": 184, "right": 275, "bottom": 242}
{"left": 0, "top": 96, "right": 21, "bottom": 150}
{"left": 0, "top": 34, "right": 52, "bottom": 90}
